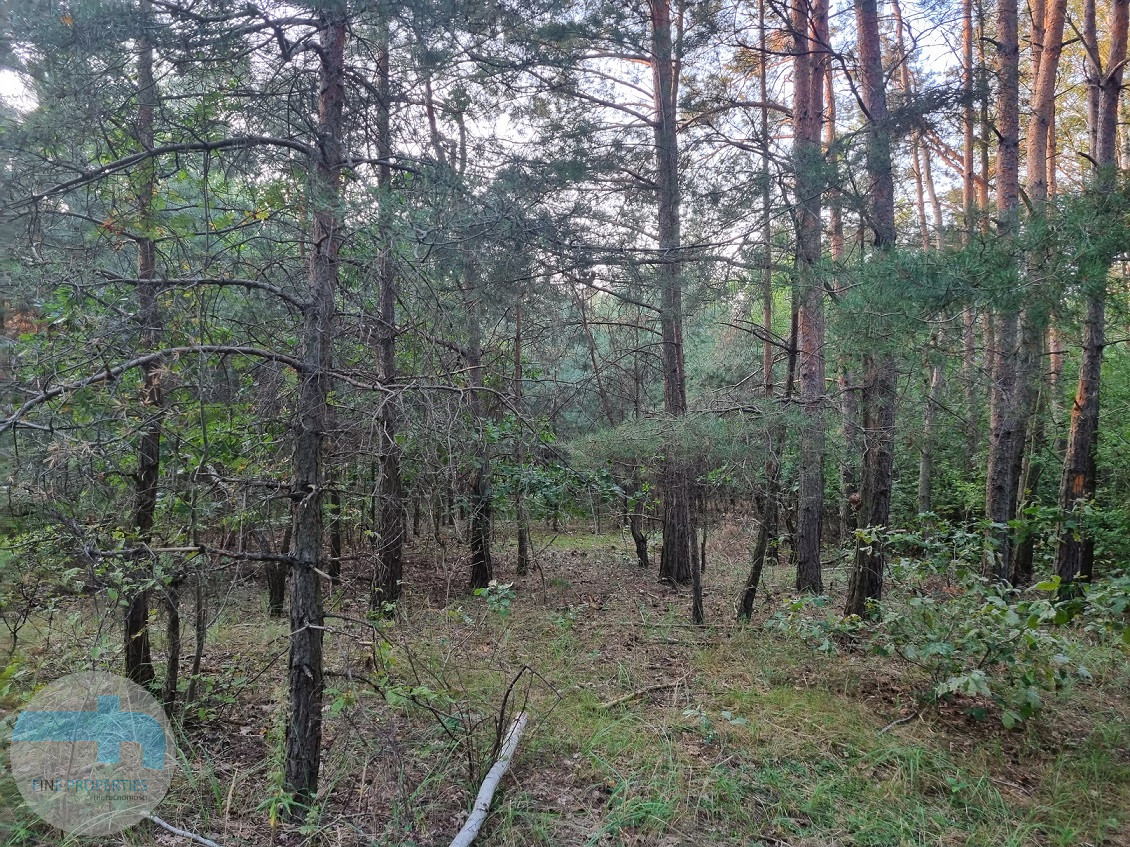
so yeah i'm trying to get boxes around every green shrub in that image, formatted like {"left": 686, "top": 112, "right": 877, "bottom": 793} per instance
{"left": 764, "top": 528, "right": 1130, "bottom": 728}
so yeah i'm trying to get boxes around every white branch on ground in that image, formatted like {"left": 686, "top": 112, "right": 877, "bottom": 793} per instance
{"left": 448, "top": 712, "right": 529, "bottom": 847}
{"left": 145, "top": 813, "right": 227, "bottom": 847}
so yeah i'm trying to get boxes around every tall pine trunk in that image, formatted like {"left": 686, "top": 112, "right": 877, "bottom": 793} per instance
{"left": 826, "top": 64, "right": 857, "bottom": 545}
{"left": 650, "top": 0, "right": 695, "bottom": 602}
{"left": 513, "top": 299, "right": 531, "bottom": 576}
{"left": 1012, "top": 377, "right": 1048, "bottom": 585}
{"left": 792, "top": 0, "right": 828, "bottom": 594}
{"left": 125, "top": 0, "right": 159, "bottom": 689}
{"left": 845, "top": 0, "right": 897, "bottom": 618}
{"left": 918, "top": 347, "right": 944, "bottom": 514}
{"left": 161, "top": 576, "right": 181, "bottom": 710}
{"left": 1055, "top": 0, "right": 1128, "bottom": 587}
{"left": 466, "top": 261, "right": 493, "bottom": 590}
{"left": 373, "top": 30, "right": 404, "bottom": 609}
{"left": 284, "top": 7, "right": 345, "bottom": 809}
{"left": 741, "top": 0, "right": 780, "bottom": 617}
{"left": 983, "top": 0, "right": 1022, "bottom": 580}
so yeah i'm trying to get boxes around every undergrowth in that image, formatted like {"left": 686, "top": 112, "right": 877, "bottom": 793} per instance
{"left": 1, "top": 525, "right": 1127, "bottom": 846}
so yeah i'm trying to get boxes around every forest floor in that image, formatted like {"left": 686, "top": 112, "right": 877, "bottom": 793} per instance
{"left": 2, "top": 520, "right": 1129, "bottom": 847}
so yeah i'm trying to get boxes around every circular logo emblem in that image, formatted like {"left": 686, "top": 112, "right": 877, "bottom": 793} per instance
{"left": 8, "top": 671, "right": 176, "bottom": 835}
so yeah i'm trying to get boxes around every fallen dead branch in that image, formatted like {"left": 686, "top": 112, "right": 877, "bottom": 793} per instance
{"left": 449, "top": 712, "right": 529, "bottom": 847}
{"left": 597, "top": 677, "right": 687, "bottom": 710}
{"left": 145, "top": 814, "right": 227, "bottom": 847}
{"left": 878, "top": 710, "right": 920, "bottom": 734}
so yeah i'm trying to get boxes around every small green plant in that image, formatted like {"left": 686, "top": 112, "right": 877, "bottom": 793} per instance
{"left": 765, "top": 594, "right": 865, "bottom": 656}
{"left": 256, "top": 708, "right": 293, "bottom": 829}
{"left": 682, "top": 707, "right": 716, "bottom": 742}
{"left": 681, "top": 707, "right": 749, "bottom": 744}
{"left": 473, "top": 580, "right": 515, "bottom": 617}
{"left": 552, "top": 608, "right": 576, "bottom": 630}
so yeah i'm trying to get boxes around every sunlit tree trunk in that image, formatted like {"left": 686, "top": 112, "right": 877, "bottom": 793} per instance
{"left": 1026, "top": 0, "right": 1066, "bottom": 207}
{"left": 1006, "top": 0, "right": 1068, "bottom": 583}
{"left": 911, "top": 139, "right": 929, "bottom": 248}
{"left": 921, "top": 144, "right": 944, "bottom": 249}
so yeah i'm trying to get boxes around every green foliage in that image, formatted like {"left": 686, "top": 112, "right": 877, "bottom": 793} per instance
{"left": 472, "top": 580, "right": 515, "bottom": 617}
{"left": 869, "top": 578, "right": 1089, "bottom": 728}
{"left": 490, "top": 459, "right": 621, "bottom": 521}
{"left": 766, "top": 525, "right": 1129, "bottom": 727}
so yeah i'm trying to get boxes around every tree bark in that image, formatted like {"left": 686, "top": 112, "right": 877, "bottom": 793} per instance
{"left": 1055, "top": 0, "right": 1128, "bottom": 587}
{"left": 1048, "top": 323, "right": 1067, "bottom": 455}
{"left": 742, "top": 0, "right": 784, "bottom": 617}
{"left": 962, "top": 308, "right": 979, "bottom": 473}
{"left": 1026, "top": 0, "right": 1068, "bottom": 208}
{"left": 125, "top": 0, "right": 159, "bottom": 689}
{"left": 977, "top": 4, "right": 992, "bottom": 230}
{"left": 161, "top": 576, "right": 181, "bottom": 711}
{"left": 373, "top": 29, "right": 405, "bottom": 609}
{"left": 466, "top": 261, "right": 493, "bottom": 591}
{"left": 284, "top": 6, "right": 345, "bottom": 809}
{"left": 826, "top": 63, "right": 857, "bottom": 546}
{"left": 845, "top": 0, "right": 897, "bottom": 618}
{"left": 993, "top": 0, "right": 1069, "bottom": 582}
{"left": 739, "top": 430, "right": 780, "bottom": 619}
{"left": 762, "top": 22, "right": 776, "bottom": 398}
{"left": 983, "top": 0, "right": 1023, "bottom": 581}
{"left": 962, "top": 0, "right": 976, "bottom": 240}
{"left": 792, "top": 0, "right": 828, "bottom": 594}
{"left": 630, "top": 508, "right": 650, "bottom": 569}
{"left": 1056, "top": 294, "right": 1106, "bottom": 585}
{"left": 514, "top": 298, "right": 531, "bottom": 576}
{"left": 741, "top": 284, "right": 798, "bottom": 615}
{"left": 1012, "top": 378, "right": 1047, "bottom": 586}
{"left": 921, "top": 141, "right": 944, "bottom": 249}
{"left": 327, "top": 486, "right": 343, "bottom": 586}
{"left": 267, "top": 517, "right": 289, "bottom": 617}
{"left": 183, "top": 563, "right": 206, "bottom": 714}
{"left": 650, "top": 0, "right": 695, "bottom": 594}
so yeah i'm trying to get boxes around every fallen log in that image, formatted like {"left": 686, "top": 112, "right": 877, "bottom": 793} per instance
{"left": 449, "top": 712, "right": 529, "bottom": 847}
